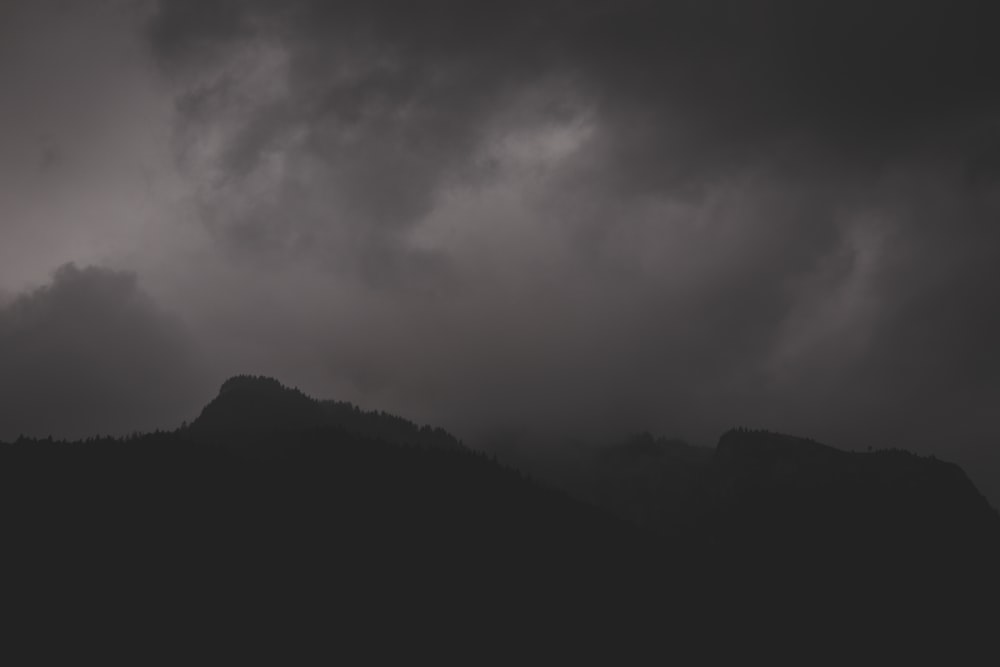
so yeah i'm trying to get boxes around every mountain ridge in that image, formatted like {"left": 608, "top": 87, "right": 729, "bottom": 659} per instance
{"left": 190, "top": 374, "right": 463, "bottom": 451}
{"left": 3, "top": 375, "right": 998, "bottom": 657}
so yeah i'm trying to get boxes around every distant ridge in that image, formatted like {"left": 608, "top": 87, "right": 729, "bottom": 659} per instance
{"left": 716, "top": 427, "right": 842, "bottom": 462}
{"left": 550, "top": 426, "right": 1000, "bottom": 565}
{"left": 699, "top": 428, "right": 1000, "bottom": 585}
{"left": 713, "top": 427, "right": 993, "bottom": 510}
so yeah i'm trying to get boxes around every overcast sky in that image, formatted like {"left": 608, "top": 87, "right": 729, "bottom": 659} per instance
{"left": 1, "top": 0, "right": 999, "bottom": 501}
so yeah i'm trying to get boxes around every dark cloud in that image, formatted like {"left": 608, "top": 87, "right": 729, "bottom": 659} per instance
{"left": 1, "top": 2, "right": 997, "bottom": 503}
{"left": 135, "top": 0, "right": 1000, "bottom": 502}
{"left": 145, "top": 0, "right": 1000, "bottom": 295}
{"left": 0, "top": 265, "right": 212, "bottom": 441}
{"left": 150, "top": 1, "right": 1000, "bottom": 158}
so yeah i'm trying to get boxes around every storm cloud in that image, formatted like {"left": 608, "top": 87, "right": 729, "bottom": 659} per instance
{"left": 1, "top": 1, "right": 998, "bottom": 501}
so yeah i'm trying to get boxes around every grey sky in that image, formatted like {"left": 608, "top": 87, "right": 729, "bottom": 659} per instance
{"left": 1, "top": 0, "right": 999, "bottom": 503}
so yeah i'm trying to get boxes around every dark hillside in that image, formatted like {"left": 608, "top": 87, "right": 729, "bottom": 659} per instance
{"left": 2, "top": 381, "right": 998, "bottom": 659}
{"left": 190, "top": 374, "right": 462, "bottom": 450}
{"left": 0, "top": 380, "right": 673, "bottom": 659}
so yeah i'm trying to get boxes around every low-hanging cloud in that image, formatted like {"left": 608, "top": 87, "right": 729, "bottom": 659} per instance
{"left": 0, "top": 264, "right": 212, "bottom": 441}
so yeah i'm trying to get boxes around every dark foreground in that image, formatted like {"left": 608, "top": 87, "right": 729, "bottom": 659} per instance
{"left": 2, "top": 377, "right": 998, "bottom": 661}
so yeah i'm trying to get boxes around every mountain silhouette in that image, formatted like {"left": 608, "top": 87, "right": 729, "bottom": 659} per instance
{"left": 519, "top": 426, "right": 1000, "bottom": 652}
{"left": 555, "top": 428, "right": 1000, "bottom": 565}
{"left": 706, "top": 430, "right": 1000, "bottom": 565}
{"left": 190, "top": 374, "right": 463, "bottom": 450}
{"left": 1, "top": 377, "right": 998, "bottom": 659}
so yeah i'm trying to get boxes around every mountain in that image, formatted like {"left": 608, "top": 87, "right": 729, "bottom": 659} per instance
{"left": 1, "top": 378, "right": 998, "bottom": 659}
{"left": 552, "top": 428, "right": 1000, "bottom": 559}
{"left": 189, "top": 374, "right": 463, "bottom": 450}
{"left": 706, "top": 429, "right": 1000, "bottom": 562}
{"left": 0, "top": 377, "right": 670, "bottom": 660}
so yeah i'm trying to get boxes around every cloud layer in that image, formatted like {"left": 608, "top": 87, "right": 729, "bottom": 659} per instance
{"left": 0, "top": 265, "right": 211, "bottom": 440}
{"left": 1, "top": 1, "right": 998, "bottom": 500}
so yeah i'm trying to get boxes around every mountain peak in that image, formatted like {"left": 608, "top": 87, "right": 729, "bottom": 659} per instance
{"left": 191, "top": 374, "right": 464, "bottom": 452}
{"left": 191, "top": 375, "right": 325, "bottom": 439}
{"left": 716, "top": 428, "right": 843, "bottom": 464}
{"left": 218, "top": 374, "right": 296, "bottom": 396}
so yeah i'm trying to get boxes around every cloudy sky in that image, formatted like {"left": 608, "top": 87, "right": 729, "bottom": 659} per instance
{"left": 1, "top": 1, "right": 999, "bottom": 501}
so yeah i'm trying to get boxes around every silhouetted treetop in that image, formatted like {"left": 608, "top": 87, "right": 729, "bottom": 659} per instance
{"left": 191, "top": 375, "right": 463, "bottom": 451}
